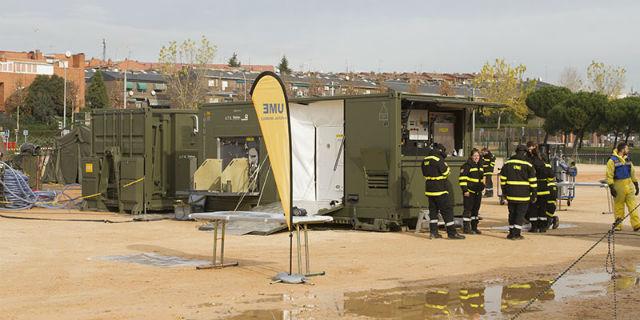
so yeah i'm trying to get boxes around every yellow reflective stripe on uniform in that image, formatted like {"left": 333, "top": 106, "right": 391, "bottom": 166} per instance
{"left": 469, "top": 168, "right": 480, "bottom": 172}
{"left": 547, "top": 200, "right": 556, "bottom": 204}
{"left": 506, "top": 196, "right": 530, "bottom": 201}
{"left": 425, "top": 191, "right": 449, "bottom": 196}
{"left": 459, "top": 182, "right": 468, "bottom": 186}
{"left": 508, "top": 283, "right": 532, "bottom": 289}
{"left": 443, "top": 167, "right": 451, "bottom": 176}
{"left": 459, "top": 176, "right": 469, "bottom": 181}
{"left": 548, "top": 182, "right": 557, "bottom": 186}
{"left": 506, "top": 181, "right": 529, "bottom": 185}
{"left": 545, "top": 163, "right": 552, "bottom": 168}
{"left": 546, "top": 211, "right": 555, "bottom": 217}
{"left": 425, "top": 175, "right": 448, "bottom": 180}
{"left": 459, "top": 293, "right": 481, "bottom": 300}
{"left": 484, "top": 172, "right": 493, "bottom": 176}
{"left": 538, "top": 191, "right": 551, "bottom": 195}
{"left": 424, "top": 156, "right": 441, "bottom": 161}
{"left": 530, "top": 183, "right": 538, "bottom": 188}
{"left": 528, "top": 177, "right": 537, "bottom": 182}
{"left": 466, "top": 178, "right": 480, "bottom": 183}
{"left": 425, "top": 303, "right": 447, "bottom": 310}
{"left": 500, "top": 175, "right": 507, "bottom": 180}
{"left": 505, "top": 159, "right": 533, "bottom": 167}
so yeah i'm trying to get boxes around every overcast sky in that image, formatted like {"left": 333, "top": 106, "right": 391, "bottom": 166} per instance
{"left": 1, "top": 0, "right": 639, "bottom": 90}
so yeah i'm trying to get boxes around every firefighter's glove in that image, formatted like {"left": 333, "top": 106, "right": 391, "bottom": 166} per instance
{"left": 634, "top": 182, "right": 639, "bottom": 196}
{"left": 530, "top": 194, "right": 537, "bottom": 204}
{"left": 609, "top": 185, "right": 617, "bottom": 198}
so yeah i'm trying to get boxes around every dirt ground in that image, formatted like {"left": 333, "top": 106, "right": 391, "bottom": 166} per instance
{"left": 1, "top": 161, "right": 639, "bottom": 320}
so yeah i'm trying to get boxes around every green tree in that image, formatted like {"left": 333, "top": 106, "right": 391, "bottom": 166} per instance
{"left": 158, "top": 35, "right": 217, "bottom": 109}
{"left": 586, "top": 61, "right": 626, "bottom": 99}
{"left": 473, "top": 58, "right": 536, "bottom": 128}
{"left": 227, "top": 52, "right": 241, "bottom": 68}
{"left": 86, "top": 71, "right": 110, "bottom": 109}
{"left": 525, "top": 85, "right": 572, "bottom": 143}
{"left": 278, "top": 55, "right": 291, "bottom": 74}
{"left": 562, "top": 92, "right": 608, "bottom": 149}
{"left": 608, "top": 97, "right": 640, "bottom": 144}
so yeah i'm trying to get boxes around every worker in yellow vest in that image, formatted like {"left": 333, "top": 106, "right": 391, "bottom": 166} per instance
{"left": 606, "top": 142, "right": 640, "bottom": 231}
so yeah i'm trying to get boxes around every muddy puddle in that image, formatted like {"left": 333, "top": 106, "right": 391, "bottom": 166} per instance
{"left": 94, "top": 252, "right": 210, "bottom": 267}
{"left": 226, "top": 266, "right": 639, "bottom": 319}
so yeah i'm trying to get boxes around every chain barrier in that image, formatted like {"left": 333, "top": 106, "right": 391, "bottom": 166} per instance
{"left": 605, "top": 220, "right": 618, "bottom": 320}
{"left": 510, "top": 209, "right": 634, "bottom": 320}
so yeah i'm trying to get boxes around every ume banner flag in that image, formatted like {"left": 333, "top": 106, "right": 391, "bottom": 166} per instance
{"left": 250, "top": 72, "right": 293, "bottom": 230}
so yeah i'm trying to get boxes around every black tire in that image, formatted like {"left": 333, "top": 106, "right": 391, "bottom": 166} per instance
{"left": 567, "top": 200, "right": 571, "bottom": 207}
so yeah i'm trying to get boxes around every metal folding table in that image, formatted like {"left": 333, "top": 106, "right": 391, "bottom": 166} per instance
{"left": 190, "top": 211, "right": 332, "bottom": 276}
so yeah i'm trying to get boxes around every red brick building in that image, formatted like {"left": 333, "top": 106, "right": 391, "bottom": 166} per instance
{"left": 0, "top": 50, "right": 86, "bottom": 112}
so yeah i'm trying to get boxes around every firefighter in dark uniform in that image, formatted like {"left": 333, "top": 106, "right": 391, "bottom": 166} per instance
{"left": 422, "top": 143, "right": 465, "bottom": 240}
{"left": 526, "top": 142, "right": 550, "bottom": 233}
{"left": 545, "top": 166, "right": 558, "bottom": 230}
{"left": 459, "top": 148, "right": 484, "bottom": 234}
{"left": 481, "top": 147, "right": 496, "bottom": 197}
{"left": 499, "top": 145, "right": 537, "bottom": 240}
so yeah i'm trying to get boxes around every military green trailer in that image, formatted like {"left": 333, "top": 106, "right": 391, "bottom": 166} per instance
{"left": 200, "top": 91, "right": 497, "bottom": 231}
{"left": 82, "top": 108, "right": 200, "bottom": 214}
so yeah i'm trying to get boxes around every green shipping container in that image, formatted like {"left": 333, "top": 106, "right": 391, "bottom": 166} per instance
{"left": 81, "top": 108, "right": 200, "bottom": 214}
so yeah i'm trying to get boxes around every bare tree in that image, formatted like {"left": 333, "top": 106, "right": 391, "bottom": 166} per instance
{"left": 4, "top": 79, "right": 27, "bottom": 115}
{"left": 108, "top": 79, "right": 123, "bottom": 109}
{"left": 158, "top": 36, "right": 216, "bottom": 109}
{"left": 438, "top": 81, "right": 455, "bottom": 96}
{"left": 586, "top": 61, "right": 626, "bottom": 99}
{"left": 558, "top": 67, "right": 583, "bottom": 92}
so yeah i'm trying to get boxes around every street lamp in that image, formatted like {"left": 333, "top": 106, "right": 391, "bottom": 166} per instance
{"left": 62, "top": 51, "right": 71, "bottom": 132}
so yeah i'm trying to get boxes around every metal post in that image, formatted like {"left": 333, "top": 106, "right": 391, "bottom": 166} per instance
{"left": 472, "top": 109, "right": 476, "bottom": 147}
{"left": 304, "top": 225, "right": 310, "bottom": 274}
{"left": 63, "top": 63, "right": 67, "bottom": 129}
{"left": 123, "top": 69, "right": 127, "bottom": 109}
{"left": 220, "top": 221, "right": 226, "bottom": 266}
{"left": 212, "top": 221, "right": 218, "bottom": 265}
{"left": 242, "top": 72, "right": 247, "bottom": 101}
{"left": 296, "top": 224, "right": 302, "bottom": 275}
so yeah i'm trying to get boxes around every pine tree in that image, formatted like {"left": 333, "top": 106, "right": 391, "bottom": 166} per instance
{"left": 86, "top": 71, "right": 110, "bottom": 109}
{"left": 227, "top": 52, "right": 241, "bottom": 67}
{"left": 278, "top": 55, "right": 291, "bottom": 74}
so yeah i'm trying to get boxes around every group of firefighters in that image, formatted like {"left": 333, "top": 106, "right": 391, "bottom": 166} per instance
{"left": 422, "top": 141, "right": 640, "bottom": 240}
{"left": 421, "top": 142, "right": 559, "bottom": 240}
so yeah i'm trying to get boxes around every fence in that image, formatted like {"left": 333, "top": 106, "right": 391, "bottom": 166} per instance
{"left": 474, "top": 127, "right": 636, "bottom": 165}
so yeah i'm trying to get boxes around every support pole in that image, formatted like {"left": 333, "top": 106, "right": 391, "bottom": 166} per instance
{"left": 212, "top": 221, "right": 218, "bottom": 265}
{"left": 304, "top": 224, "right": 310, "bottom": 274}
{"left": 296, "top": 224, "right": 302, "bottom": 275}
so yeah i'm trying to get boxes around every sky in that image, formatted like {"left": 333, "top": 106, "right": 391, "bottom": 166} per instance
{"left": 1, "top": 0, "right": 639, "bottom": 90}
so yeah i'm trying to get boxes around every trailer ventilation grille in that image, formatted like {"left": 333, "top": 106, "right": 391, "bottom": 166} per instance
{"left": 366, "top": 172, "right": 389, "bottom": 189}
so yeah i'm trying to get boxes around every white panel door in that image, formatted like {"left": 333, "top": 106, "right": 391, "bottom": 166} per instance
{"left": 316, "top": 126, "right": 344, "bottom": 201}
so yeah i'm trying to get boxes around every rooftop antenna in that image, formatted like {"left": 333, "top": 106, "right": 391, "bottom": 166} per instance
{"left": 102, "top": 39, "right": 107, "bottom": 62}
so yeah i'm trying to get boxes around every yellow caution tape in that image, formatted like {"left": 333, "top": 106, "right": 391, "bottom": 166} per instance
{"left": 122, "top": 177, "right": 145, "bottom": 189}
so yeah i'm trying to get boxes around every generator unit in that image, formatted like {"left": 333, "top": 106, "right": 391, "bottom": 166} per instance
{"left": 199, "top": 91, "right": 499, "bottom": 231}
{"left": 81, "top": 108, "right": 200, "bottom": 214}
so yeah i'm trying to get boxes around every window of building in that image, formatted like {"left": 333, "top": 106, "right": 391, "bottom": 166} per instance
{"left": 137, "top": 82, "right": 148, "bottom": 92}
{"left": 221, "top": 80, "right": 228, "bottom": 91}
{"left": 208, "top": 79, "right": 219, "bottom": 87}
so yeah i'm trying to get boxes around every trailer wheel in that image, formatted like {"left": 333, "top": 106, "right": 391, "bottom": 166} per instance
{"left": 567, "top": 200, "right": 571, "bottom": 207}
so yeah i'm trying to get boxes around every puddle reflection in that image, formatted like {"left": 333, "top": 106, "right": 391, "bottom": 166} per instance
{"left": 222, "top": 267, "right": 639, "bottom": 319}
